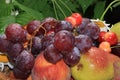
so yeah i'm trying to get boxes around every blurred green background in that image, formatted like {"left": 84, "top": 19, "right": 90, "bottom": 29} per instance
{"left": 0, "top": 0, "right": 120, "bottom": 34}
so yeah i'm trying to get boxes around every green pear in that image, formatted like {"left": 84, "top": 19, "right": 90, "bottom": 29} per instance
{"left": 110, "top": 22, "right": 120, "bottom": 42}
{"left": 71, "top": 47, "right": 120, "bottom": 80}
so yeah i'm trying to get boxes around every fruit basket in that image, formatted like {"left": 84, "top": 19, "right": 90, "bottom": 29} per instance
{"left": 0, "top": 0, "right": 120, "bottom": 80}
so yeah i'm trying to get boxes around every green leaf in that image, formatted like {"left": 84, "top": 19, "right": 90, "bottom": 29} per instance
{"left": 112, "top": 1, "right": 120, "bottom": 8}
{"left": 0, "top": 16, "right": 15, "bottom": 34}
{"left": 16, "top": 12, "right": 40, "bottom": 25}
{"left": 78, "top": 0, "right": 96, "bottom": 13}
{"left": 13, "top": 0, "right": 43, "bottom": 20}
{"left": 16, "top": 0, "right": 51, "bottom": 18}
{"left": 93, "top": 1, "right": 106, "bottom": 19}
{"left": 0, "top": 0, "right": 13, "bottom": 17}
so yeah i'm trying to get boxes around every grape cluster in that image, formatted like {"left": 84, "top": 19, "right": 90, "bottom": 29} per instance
{"left": 0, "top": 17, "right": 100, "bottom": 79}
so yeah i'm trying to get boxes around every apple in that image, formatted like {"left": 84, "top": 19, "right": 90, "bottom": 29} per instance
{"left": 31, "top": 51, "right": 71, "bottom": 80}
{"left": 71, "top": 47, "right": 120, "bottom": 80}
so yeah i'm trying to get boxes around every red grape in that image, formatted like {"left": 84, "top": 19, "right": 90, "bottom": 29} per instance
{"left": 31, "top": 36, "right": 42, "bottom": 56}
{"left": 54, "top": 30, "right": 75, "bottom": 54}
{"left": 55, "top": 20, "right": 73, "bottom": 32}
{"left": 63, "top": 47, "right": 80, "bottom": 66}
{"left": 41, "top": 17, "right": 58, "bottom": 32}
{"left": 5, "top": 23, "right": 27, "bottom": 43}
{"left": 0, "top": 37, "right": 10, "bottom": 53}
{"left": 15, "top": 50, "right": 35, "bottom": 72}
{"left": 75, "top": 34, "right": 93, "bottom": 53}
{"left": 44, "top": 44, "right": 63, "bottom": 64}
{"left": 27, "top": 20, "right": 41, "bottom": 35}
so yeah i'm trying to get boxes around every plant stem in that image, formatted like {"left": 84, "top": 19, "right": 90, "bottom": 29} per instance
{"left": 100, "top": 0, "right": 120, "bottom": 20}
{"left": 54, "top": 0, "right": 67, "bottom": 18}
{"left": 59, "top": 0, "right": 72, "bottom": 14}
{"left": 52, "top": 0, "right": 59, "bottom": 20}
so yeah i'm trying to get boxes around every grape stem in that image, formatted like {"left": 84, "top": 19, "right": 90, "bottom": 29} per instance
{"left": 111, "top": 45, "right": 120, "bottom": 48}
{"left": 54, "top": 0, "right": 67, "bottom": 18}
{"left": 29, "top": 22, "right": 47, "bottom": 52}
{"left": 100, "top": 0, "right": 120, "bottom": 20}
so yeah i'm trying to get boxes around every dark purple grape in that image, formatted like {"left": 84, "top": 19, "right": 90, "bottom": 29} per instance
{"left": 15, "top": 50, "right": 35, "bottom": 72}
{"left": 27, "top": 20, "right": 41, "bottom": 35}
{"left": 41, "top": 35, "right": 54, "bottom": 50}
{"left": 84, "top": 22, "right": 100, "bottom": 40}
{"left": 77, "top": 19, "right": 100, "bottom": 40}
{"left": 41, "top": 17, "right": 58, "bottom": 32}
{"left": 75, "top": 34, "right": 93, "bottom": 53}
{"left": 7, "top": 43, "right": 24, "bottom": 55}
{"left": 63, "top": 47, "right": 80, "bottom": 66}
{"left": 7, "top": 43, "right": 24, "bottom": 64}
{"left": 0, "top": 37, "right": 10, "bottom": 53}
{"left": 54, "top": 30, "right": 75, "bottom": 54}
{"left": 44, "top": 44, "right": 63, "bottom": 64}
{"left": 55, "top": 20, "right": 73, "bottom": 32}
{"left": 13, "top": 66, "right": 30, "bottom": 79}
{"left": 76, "top": 18, "right": 91, "bottom": 34}
{"left": 5, "top": 23, "right": 27, "bottom": 43}
{"left": 31, "top": 36, "right": 42, "bottom": 56}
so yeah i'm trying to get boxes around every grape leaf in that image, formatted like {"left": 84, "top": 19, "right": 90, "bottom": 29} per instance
{"left": 16, "top": 12, "right": 40, "bottom": 25}
{"left": 0, "top": 16, "right": 15, "bottom": 34}
{"left": 13, "top": 0, "right": 43, "bottom": 20}
{"left": 77, "top": 0, "right": 96, "bottom": 13}
{"left": 93, "top": 1, "right": 106, "bottom": 19}
{"left": 0, "top": 0, "right": 13, "bottom": 17}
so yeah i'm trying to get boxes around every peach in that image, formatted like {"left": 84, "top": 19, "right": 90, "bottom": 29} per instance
{"left": 31, "top": 51, "right": 71, "bottom": 80}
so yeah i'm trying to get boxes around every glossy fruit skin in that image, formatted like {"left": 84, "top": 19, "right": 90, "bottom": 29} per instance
{"left": 44, "top": 44, "right": 63, "bottom": 64}
{"left": 98, "top": 31, "right": 118, "bottom": 45}
{"left": 32, "top": 52, "right": 71, "bottom": 80}
{"left": 5, "top": 23, "right": 27, "bottom": 43}
{"left": 104, "top": 32, "right": 118, "bottom": 45}
{"left": 99, "top": 41, "right": 111, "bottom": 53}
{"left": 26, "top": 20, "right": 41, "bottom": 35}
{"left": 71, "top": 13, "right": 82, "bottom": 26}
{"left": 98, "top": 31, "right": 106, "bottom": 42}
{"left": 54, "top": 30, "right": 75, "bottom": 53}
{"left": 65, "top": 13, "right": 82, "bottom": 27}
{"left": 65, "top": 16, "right": 76, "bottom": 27}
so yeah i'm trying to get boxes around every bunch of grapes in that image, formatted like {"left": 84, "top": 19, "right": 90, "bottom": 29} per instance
{"left": 0, "top": 15, "right": 100, "bottom": 79}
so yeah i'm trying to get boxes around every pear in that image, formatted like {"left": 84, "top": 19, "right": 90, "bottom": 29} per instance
{"left": 71, "top": 47, "right": 120, "bottom": 80}
{"left": 110, "top": 22, "right": 120, "bottom": 42}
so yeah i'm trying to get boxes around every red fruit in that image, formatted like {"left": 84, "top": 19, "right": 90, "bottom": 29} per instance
{"left": 104, "top": 32, "right": 118, "bottom": 45}
{"left": 32, "top": 52, "right": 71, "bottom": 80}
{"left": 46, "top": 30, "right": 55, "bottom": 36}
{"left": 65, "top": 16, "right": 76, "bottom": 27}
{"left": 99, "top": 41, "right": 111, "bottom": 53}
{"left": 71, "top": 13, "right": 82, "bottom": 26}
{"left": 88, "top": 47, "right": 120, "bottom": 69}
{"left": 98, "top": 31, "right": 106, "bottom": 42}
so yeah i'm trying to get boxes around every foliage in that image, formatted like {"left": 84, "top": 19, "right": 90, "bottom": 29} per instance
{"left": 0, "top": 0, "right": 120, "bottom": 34}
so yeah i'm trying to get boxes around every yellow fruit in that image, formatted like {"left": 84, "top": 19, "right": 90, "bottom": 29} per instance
{"left": 71, "top": 47, "right": 120, "bottom": 80}
{"left": 110, "top": 22, "right": 120, "bottom": 42}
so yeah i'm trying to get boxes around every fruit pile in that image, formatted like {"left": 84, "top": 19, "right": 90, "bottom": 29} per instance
{"left": 0, "top": 13, "right": 120, "bottom": 80}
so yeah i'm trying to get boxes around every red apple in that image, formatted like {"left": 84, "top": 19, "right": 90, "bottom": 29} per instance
{"left": 31, "top": 51, "right": 71, "bottom": 80}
